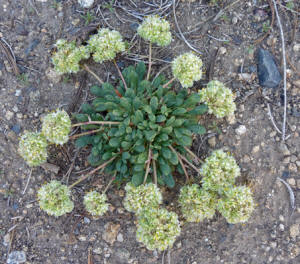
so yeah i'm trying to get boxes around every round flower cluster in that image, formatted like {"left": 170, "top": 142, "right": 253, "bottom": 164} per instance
{"left": 136, "top": 207, "right": 181, "bottom": 251}
{"left": 172, "top": 52, "right": 203, "bottom": 88}
{"left": 137, "top": 15, "right": 172, "bottom": 46}
{"left": 83, "top": 191, "right": 109, "bottom": 216}
{"left": 18, "top": 132, "right": 48, "bottom": 167}
{"left": 88, "top": 28, "right": 125, "bottom": 63}
{"left": 178, "top": 184, "right": 216, "bottom": 222}
{"left": 199, "top": 80, "right": 236, "bottom": 118}
{"left": 123, "top": 183, "right": 162, "bottom": 214}
{"left": 200, "top": 149, "right": 240, "bottom": 194}
{"left": 41, "top": 109, "right": 71, "bottom": 145}
{"left": 217, "top": 186, "right": 254, "bottom": 224}
{"left": 52, "top": 39, "right": 90, "bottom": 74}
{"left": 37, "top": 180, "right": 74, "bottom": 217}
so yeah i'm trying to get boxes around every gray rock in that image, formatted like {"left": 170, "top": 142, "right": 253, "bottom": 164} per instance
{"left": 11, "top": 124, "right": 21, "bottom": 134}
{"left": 257, "top": 48, "right": 282, "bottom": 88}
{"left": 7, "top": 251, "right": 26, "bottom": 264}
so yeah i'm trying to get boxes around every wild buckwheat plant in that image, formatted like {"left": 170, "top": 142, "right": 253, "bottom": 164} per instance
{"left": 18, "top": 131, "right": 48, "bottom": 166}
{"left": 136, "top": 207, "right": 181, "bottom": 251}
{"left": 199, "top": 80, "right": 236, "bottom": 118}
{"left": 37, "top": 180, "right": 74, "bottom": 217}
{"left": 42, "top": 109, "right": 71, "bottom": 145}
{"left": 18, "top": 14, "right": 255, "bottom": 253}
{"left": 83, "top": 191, "right": 109, "bottom": 216}
{"left": 217, "top": 186, "right": 254, "bottom": 224}
{"left": 178, "top": 184, "right": 217, "bottom": 222}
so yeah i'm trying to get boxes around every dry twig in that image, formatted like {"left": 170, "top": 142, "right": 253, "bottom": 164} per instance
{"left": 278, "top": 177, "right": 295, "bottom": 215}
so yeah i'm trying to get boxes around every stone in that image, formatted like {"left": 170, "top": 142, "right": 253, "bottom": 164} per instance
{"left": 78, "top": 0, "right": 94, "bottom": 8}
{"left": 7, "top": 251, "right": 26, "bottom": 264}
{"left": 45, "top": 67, "right": 61, "bottom": 84}
{"left": 290, "top": 224, "right": 300, "bottom": 238}
{"left": 219, "top": 47, "right": 227, "bottom": 55}
{"left": 3, "top": 233, "right": 10, "bottom": 247}
{"left": 287, "top": 178, "right": 296, "bottom": 186}
{"left": 11, "top": 124, "right": 21, "bottom": 134}
{"left": 117, "top": 233, "right": 124, "bottom": 242}
{"left": 293, "top": 80, "right": 300, "bottom": 88}
{"left": 279, "top": 224, "right": 284, "bottom": 231}
{"left": 252, "top": 145, "right": 260, "bottom": 154}
{"left": 5, "top": 110, "right": 14, "bottom": 120}
{"left": 256, "top": 48, "right": 282, "bottom": 88}
{"left": 115, "top": 248, "right": 130, "bottom": 262}
{"left": 293, "top": 44, "right": 300, "bottom": 52}
{"left": 93, "top": 247, "right": 102, "bottom": 255}
{"left": 102, "top": 223, "right": 120, "bottom": 245}
{"left": 83, "top": 217, "right": 90, "bottom": 224}
{"left": 235, "top": 125, "right": 247, "bottom": 135}
{"left": 208, "top": 136, "right": 216, "bottom": 148}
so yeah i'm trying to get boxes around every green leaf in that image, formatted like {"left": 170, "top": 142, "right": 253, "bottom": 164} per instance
{"left": 88, "top": 154, "right": 102, "bottom": 166}
{"left": 109, "top": 137, "right": 120, "bottom": 147}
{"left": 143, "top": 105, "right": 152, "bottom": 114}
{"left": 133, "top": 97, "right": 142, "bottom": 110}
{"left": 161, "top": 126, "right": 173, "bottom": 134}
{"left": 122, "top": 152, "right": 131, "bottom": 160}
{"left": 149, "top": 114, "right": 156, "bottom": 123}
{"left": 120, "top": 164, "right": 128, "bottom": 174}
{"left": 138, "top": 80, "right": 151, "bottom": 95}
{"left": 156, "top": 115, "right": 166, "bottom": 123}
{"left": 102, "top": 151, "right": 112, "bottom": 160}
{"left": 131, "top": 172, "right": 144, "bottom": 186}
{"left": 152, "top": 75, "right": 162, "bottom": 88}
{"left": 150, "top": 97, "right": 158, "bottom": 112}
{"left": 144, "top": 130, "right": 157, "bottom": 142}
{"left": 189, "top": 104, "right": 208, "bottom": 115}
{"left": 160, "top": 163, "right": 171, "bottom": 175}
{"left": 169, "top": 151, "right": 178, "bottom": 165}
{"left": 173, "top": 119, "right": 185, "bottom": 127}
{"left": 163, "top": 174, "right": 175, "bottom": 188}
{"left": 137, "top": 151, "right": 148, "bottom": 164}
{"left": 166, "top": 116, "right": 175, "bottom": 126}
{"left": 134, "top": 144, "right": 145, "bottom": 153}
{"left": 157, "top": 133, "right": 168, "bottom": 142}
{"left": 73, "top": 113, "right": 88, "bottom": 122}
{"left": 133, "top": 164, "right": 145, "bottom": 172}
{"left": 136, "top": 62, "right": 146, "bottom": 80}
{"left": 183, "top": 93, "right": 201, "bottom": 107}
{"left": 177, "top": 135, "right": 193, "bottom": 146}
{"left": 129, "top": 71, "right": 138, "bottom": 90}
{"left": 120, "top": 97, "right": 131, "bottom": 111}
{"left": 162, "top": 147, "right": 172, "bottom": 160}
{"left": 75, "top": 136, "right": 91, "bottom": 148}
{"left": 188, "top": 124, "right": 206, "bottom": 135}
{"left": 121, "top": 141, "right": 131, "bottom": 150}
{"left": 81, "top": 103, "right": 94, "bottom": 114}
{"left": 90, "top": 85, "right": 103, "bottom": 96}
{"left": 173, "top": 108, "right": 187, "bottom": 115}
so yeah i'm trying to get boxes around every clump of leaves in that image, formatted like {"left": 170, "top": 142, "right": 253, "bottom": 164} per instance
{"left": 83, "top": 191, "right": 109, "bottom": 216}
{"left": 74, "top": 61, "right": 207, "bottom": 187}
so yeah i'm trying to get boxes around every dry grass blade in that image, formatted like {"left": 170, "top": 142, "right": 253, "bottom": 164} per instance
{"left": 278, "top": 177, "right": 295, "bottom": 214}
{"left": 0, "top": 38, "right": 20, "bottom": 75}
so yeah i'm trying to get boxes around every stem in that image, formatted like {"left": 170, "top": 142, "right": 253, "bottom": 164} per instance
{"left": 152, "top": 159, "right": 157, "bottom": 186}
{"left": 72, "top": 121, "right": 121, "bottom": 127}
{"left": 162, "top": 77, "right": 176, "bottom": 88}
{"left": 83, "top": 64, "right": 104, "bottom": 85}
{"left": 103, "top": 174, "right": 116, "bottom": 194}
{"left": 70, "top": 128, "right": 102, "bottom": 140}
{"left": 69, "top": 156, "right": 117, "bottom": 189}
{"left": 143, "top": 148, "right": 152, "bottom": 184}
{"left": 183, "top": 146, "right": 203, "bottom": 164}
{"left": 147, "top": 42, "right": 152, "bottom": 81}
{"left": 113, "top": 60, "right": 128, "bottom": 90}
{"left": 178, "top": 153, "right": 200, "bottom": 174}
{"left": 169, "top": 146, "right": 189, "bottom": 182}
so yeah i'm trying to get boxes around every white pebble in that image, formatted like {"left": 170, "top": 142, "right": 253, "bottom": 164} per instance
{"left": 235, "top": 125, "right": 247, "bottom": 135}
{"left": 78, "top": 0, "right": 94, "bottom": 8}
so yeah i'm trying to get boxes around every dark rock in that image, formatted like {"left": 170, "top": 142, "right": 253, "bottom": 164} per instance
{"left": 130, "top": 23, "right": 139, "bottom": 31}
{"left": 117, "top": 61, "right": 125, "bottom": 69}
{"left": 230, "top": 35, "right": 243, "bottom": 45}
{"left": 25, "top": 39, "right": 40, "bottom": 56}
{"left": 11, "top": 124, "right": 21, "bottom": 134}
{"left": 257, "top": 48, "right": 282, "bottom": 88}
{"left": 282, "top": 171, "right": 290, "bottom": 179}
{"left": 0, "top": 60, "right": 4, "bottom": 70}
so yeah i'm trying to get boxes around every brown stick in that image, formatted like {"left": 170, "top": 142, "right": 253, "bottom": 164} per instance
{"left": 69, "top": 156, "right": 117, "bottom": 188}
{"left": 163, "top": 77, "right": 176, "bottom": 88}
{"left": 146, "top": 42, "right": 152, "bottom": 80}
{"left": 72, "top": 121, "right": 120, "bottom": 127}
{"left": 103, "top": 175, "right": 116, "bottom": 194}
{"left": 178, "top": 152, "right": 200, "bottom": 173}
{"left": 82, "top": 64, "right": 104, "bottom": 84}
{"left": 113, "top": 60, "right": 128, "bottom": 90}
{"left": 183, "top": 146, "right": 203, "bottom": 164}
{"left": 152, "top": 159, "right": 157, "bottom": 186}
{"left": 143, "top": 148, "right": 152, "bottom": 184}
{"left": 69, "top": 128, "right": 102, "bottom": 139}
{"left": 169, "top": 146, "right": 189, "bottom": 182}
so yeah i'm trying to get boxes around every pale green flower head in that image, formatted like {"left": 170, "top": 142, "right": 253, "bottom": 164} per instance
{"left": 18, "top": 131, "right": 48, "bottom": 167}
{"left": 123, "top": 183, "right": 162, "bottom": 215}
{"left": 136, "top": 208, "right": 181, "bottom": 251}
{"left": 201, "top": 149, "right": 240, "bottom": 194}
{"left": 52, "top": 39, "right": 90, "bottom": 74}
{"left": 199, "top": 80, "right": 236, "bottom": 118}
{"left": 137, "top": 15, "right": 172, "bottom": 46}
{"left": 217, "top": 186, "right": 254, "bottom": 224}
{"left": 88, "top": 28, "right": 125, "bottom": 63}
{"left": 38, "top": 180, "right": 74, "bottom": 217}
{"left": 83, "top": 191, "right": 109, "bottom": 216}
{"left": 41, "top": 109, "right": 71, "bottom": 145}
{"left": 172, "top": 52, "right": 203, "bottom": 88}
{"left": 178, "top": 184, "right": 217, "bottom": 222}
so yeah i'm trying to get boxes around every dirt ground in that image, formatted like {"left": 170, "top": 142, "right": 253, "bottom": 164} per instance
{"left": 0, "top": 0, "right": 300, "bottom": 263}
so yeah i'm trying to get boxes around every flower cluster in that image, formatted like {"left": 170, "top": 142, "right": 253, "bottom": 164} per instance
{"left": 199, "top": 80, "right": 236, "bottom": 118}
{"left": 136, "top": 207, "right": 181, "bottom": 251}
{"left": 200, "top": 149, "right": 240, "bottom": 194}
{"left": 18, "top": 132, "right": 48, "bottom": 167}
{"left": 123, "top": 183, "right": 162, "bottom": 214}
{"left": 172, "top": 52, "right": 203, "bottom": 88}
{"left": 83, "top": 191, "right": 109, "bottom": 216}
{"left": 41, "top": 109, "right": 71, "bottom": 145}
{"left": 217, "top": 186, "right": 254, "bottom": 224}
{"left": 137, "top": 15, "right": 172, "bottom": 46}
{"left": 178, "top": 184, "right": 217, "bottom": 222}
{"left": 88, "top": 28, "right": 125, "bottom": 63}
{"left": 52, "top": 39, "right": 90, "bottom": 74}
{"left": 37, "top": 180, "right": 74, "bottom": 217}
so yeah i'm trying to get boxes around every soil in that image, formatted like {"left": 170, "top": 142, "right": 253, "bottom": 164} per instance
{"left": 0, "top": 0, "right": 300, "bottom": 263}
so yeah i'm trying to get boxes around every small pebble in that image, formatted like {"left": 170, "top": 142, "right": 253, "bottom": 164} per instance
{"left": 83, "top": 217, "right": 90, "bottom": 224}
{"left": 235, "top": 125, "right": 247, "bottom": 135}
{"left": 208, "top": 136, "right": 216, "bottom": 148}
{"left": 290, "top": 224, "right": 300, "bottom": 238}
{"left": 279, "top": 224, "right": 284, "bottom": 231}
{"left": 252, "top": 145, "right": 260, "bottom": 154}
{"left": 117, "top": 233, "right": 124, "bottom": 242}
{"left": 7, "top": 251, "right": 26, "bottom": 264}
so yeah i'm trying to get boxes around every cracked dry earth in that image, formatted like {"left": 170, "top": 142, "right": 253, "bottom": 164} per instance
{"left": 0, "top": 0, "right": 300, "bottom": 263}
